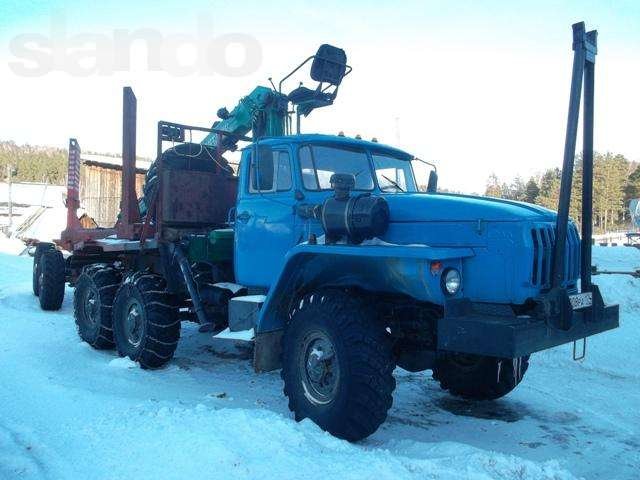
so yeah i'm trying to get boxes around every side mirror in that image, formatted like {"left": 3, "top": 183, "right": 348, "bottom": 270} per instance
{"left": 311, "top": 44, "right": 348, "bottom": 86}
{"left": 427, "top": 170, "right": 438, "bottom": 193}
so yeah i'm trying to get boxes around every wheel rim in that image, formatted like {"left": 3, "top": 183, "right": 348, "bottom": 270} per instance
{"left": 38, "top": 271, "right": 44, "bottom": 292}
{"left": 299, "top": 331, "right": 340, "bottom": 405}
{"left": 125, "top": 301, "right": 144, "bottom": 347}
{"left": 83, "top": 287, "right": 100, "bottom": 327}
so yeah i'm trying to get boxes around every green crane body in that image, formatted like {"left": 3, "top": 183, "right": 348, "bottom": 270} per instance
{"left": 201, "top": 86, "right": 289, "bottom": 155}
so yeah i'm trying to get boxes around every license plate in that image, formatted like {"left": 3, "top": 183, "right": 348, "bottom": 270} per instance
{"left": 569, "top": 292, "right": 593, "bottom": 310}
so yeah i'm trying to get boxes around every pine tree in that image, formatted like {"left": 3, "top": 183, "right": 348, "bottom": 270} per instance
{"left": 524, "top": 177, "right": 540, "bottom": 204}
{"left": 536, "top": 168, "right": 562, "bottom": 210}
{"left": 625, "top": 163, "right": 640, "bottom": 203}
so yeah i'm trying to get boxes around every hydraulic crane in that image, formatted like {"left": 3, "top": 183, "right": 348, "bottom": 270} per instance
{"left": 200, "top": 44, "right": 351, "bottom": 155}
{"left": 135, "top": 44, "right": 351, "bottom": 222}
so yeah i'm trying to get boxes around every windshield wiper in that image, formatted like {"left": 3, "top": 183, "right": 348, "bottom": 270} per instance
{"left": 380, "top": 174, "right": 405, "bottom": 192}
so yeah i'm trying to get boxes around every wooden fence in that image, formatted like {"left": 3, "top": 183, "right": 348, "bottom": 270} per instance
{"left": 79, "top": 163, "right": 146, "bottom": 227}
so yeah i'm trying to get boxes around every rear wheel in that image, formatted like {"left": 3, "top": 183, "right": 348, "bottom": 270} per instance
{"left": 281, "top": 290, "right": 395, "bottom": 441}
{"left": 73, "top": 265, "right": 121, "bottom": 349}
{"left": 38, "top": 249, "right": 66, "bottom": 311}
{"left": 112, "top": 273, "right": 180, "bottom": 369}
{"left": 32, "top": 243, "right": 55, "bottom": 296}
{"left": 433, "top": 353, "right": 529, "bottom": 400}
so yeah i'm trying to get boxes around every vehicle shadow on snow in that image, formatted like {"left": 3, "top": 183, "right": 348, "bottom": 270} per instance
{"left": 434, "top": 396, "right": 526, "bottom": 423}
{"left": 170, "top": 326, "right": 544, "bottom": 432}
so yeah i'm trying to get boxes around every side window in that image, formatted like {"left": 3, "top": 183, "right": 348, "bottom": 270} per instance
{"left": 276, "top": 151, "right": 292, "bottom": 191}
{"left": 249, "top": 148, "right": 292, "bottom": 193}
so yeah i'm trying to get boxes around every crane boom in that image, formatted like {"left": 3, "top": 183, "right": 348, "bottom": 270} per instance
{"left": 201, "top": 86, "right": 289, "bottom": 155}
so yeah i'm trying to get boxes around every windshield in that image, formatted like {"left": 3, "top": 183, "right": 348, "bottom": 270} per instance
{"left": 298, "top": 144, "right": 417, "bottom": 192}
{"left": 299, "top": 145, "right": 374, "bottom": 190}
{"left": 371, "top": 153, "right": 417, "bottom": 192}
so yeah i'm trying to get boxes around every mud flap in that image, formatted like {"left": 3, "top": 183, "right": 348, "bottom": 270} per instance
{"left": 254, "top": 330, "right": 283, "bottom": 373}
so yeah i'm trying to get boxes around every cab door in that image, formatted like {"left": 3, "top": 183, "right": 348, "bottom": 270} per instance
{"left": 234, "top": 145, "right": 297, "bottom": 288}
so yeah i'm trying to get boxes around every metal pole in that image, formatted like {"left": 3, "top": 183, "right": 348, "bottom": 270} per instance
{"left": 118, "top": 87, "right": 140, "bottom": 238}
{"left": 581, "top": 30, "right": 597, "bottom": 292}
{"left": 65, "top": 139, "right": 82, "bottom": 231}
{"left": 156, "top": 122, "right": 163, "bottom": 160}
{"left": 552, "top": 22, "right": 587, "bottom": 288}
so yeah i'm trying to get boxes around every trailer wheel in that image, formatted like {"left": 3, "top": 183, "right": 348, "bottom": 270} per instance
{"left": 281, "top": 290, "right": 395, "bottom": 441}
{"left": 32, "top": 243, "right": 55, "bottom": 296}
{"left": 432, "top": 353, "right": 530, "bottom": 400}
{"left": 112, "top": 273, "right": 180, "bottom": 369}
{"left": 38, "top": 249, "right": 66, "bottom": 310}
{"left": 73, "top": 265, "right": 121, "bottom": 349}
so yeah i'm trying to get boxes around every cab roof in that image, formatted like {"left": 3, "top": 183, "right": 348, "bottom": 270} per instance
{"left": 241, "top": 133, "right": 414, "bottom": 161}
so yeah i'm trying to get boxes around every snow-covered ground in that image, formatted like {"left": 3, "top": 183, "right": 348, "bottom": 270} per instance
{"left": 0, "top": 245, "right": 638, "bottom": 480}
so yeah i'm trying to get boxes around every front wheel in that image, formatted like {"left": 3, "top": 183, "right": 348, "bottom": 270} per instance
{"left": 112, "top": 273, "right": 180, "bottom": 369}
{"left": 281, "top": 290, "right": 395, "bottom": 441}
{"left": 433, "top": 353, "right": 529, "bottom": 400}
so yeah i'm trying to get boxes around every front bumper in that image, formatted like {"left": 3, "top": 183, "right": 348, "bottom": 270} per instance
{"left": 438, "top": 285, "right": 619, "bottom": 358}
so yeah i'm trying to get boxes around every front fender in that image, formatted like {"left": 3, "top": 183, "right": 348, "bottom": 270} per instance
{"left": 256, "top": 243, "right": 474, "bottom": 333}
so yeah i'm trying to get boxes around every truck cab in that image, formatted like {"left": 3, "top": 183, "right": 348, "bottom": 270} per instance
{"left": 235, "top": 134, "right": 580, "bottom": 304}
{"left": 234, "top": 134, "right": 424, "bottom": 287}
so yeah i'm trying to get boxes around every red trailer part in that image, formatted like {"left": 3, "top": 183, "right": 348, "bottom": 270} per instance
{"left": 34, "top": 86, "right": 239, "bottom": 312}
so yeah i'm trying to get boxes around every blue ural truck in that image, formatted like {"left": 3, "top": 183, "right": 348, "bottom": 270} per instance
{"left": 34, "top": 23, "right": 618, "bottom": 441}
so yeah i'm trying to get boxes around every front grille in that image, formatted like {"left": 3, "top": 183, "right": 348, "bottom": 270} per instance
{"left": 531, "top": 224, "right": 580, "bottom": 289}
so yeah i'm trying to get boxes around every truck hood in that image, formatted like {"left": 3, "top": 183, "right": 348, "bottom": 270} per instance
{"left": 384, "top": 193, "right": 556, "bottom": 223}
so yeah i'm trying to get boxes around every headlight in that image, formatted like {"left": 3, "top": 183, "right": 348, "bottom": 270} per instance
{"left": 442, "top": 268, "right": 461, "bottom": 295}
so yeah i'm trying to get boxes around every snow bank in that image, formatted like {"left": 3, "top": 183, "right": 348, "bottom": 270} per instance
{"left": 14, "top": 206, "right": 67, "bottom": 243}
{"left": 535, "top": 246, "right": 640, "bottom": 381}
{"left": 0, "top": 248, "right": 638, "bottom": 479}
{"left": 592, "top": 245, "right": 640, "bottom": 271}
{"left": 0, "top": 234, "right": 28, "bottom": 255}
{"left": 0, "top": 182, "right": 65, "bottom": 209}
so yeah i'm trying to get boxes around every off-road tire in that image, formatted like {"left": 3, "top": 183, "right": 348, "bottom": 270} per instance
{"left": 73, "top": 265, "right": 121, "bottom": 349}
{"left": 38, "top": 249, "right": 66, "bottom": 310}
{"left": 281, "top": 290, "right": 395, "bottom": 441}
{"left": 32, "top": 243, "right": 55, "bottom": 296}
{"left": 433, "top": 353, "right": 530, "bottom": 400}
{"left": 112, "top": 273, "right": 180, "bottom": 369}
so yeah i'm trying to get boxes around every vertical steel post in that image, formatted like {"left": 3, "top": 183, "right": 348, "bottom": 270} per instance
{"left": 552, "top": 22, "right": 587, "bottom": 288}
{"left": 118, "top": 87, "right": 141, "bottom": 238}
{"left": 156, "top": 122, "right": 163, "bottom": 160}
{"left": 65, "top": 139, "right": 82, "bottom": 232}
{"left": 581, "top": 30, "right": 597, "bottom": 292}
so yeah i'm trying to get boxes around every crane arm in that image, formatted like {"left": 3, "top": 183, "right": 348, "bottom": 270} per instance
{"left": 201, "top": 86, "right": 289, "bottom": 155}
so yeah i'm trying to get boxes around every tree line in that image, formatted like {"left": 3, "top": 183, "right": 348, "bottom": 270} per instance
{"left": 0, "top": 141, "right": 68, "bottom": 185}
{"left": 3, "top": 140, "right": 637, "bottom": 234}
{"left": 1, "top": 141, "right": 152, "bottom": 186}
{"left": 485, "top": 152, "right": 639, "bottom": 233}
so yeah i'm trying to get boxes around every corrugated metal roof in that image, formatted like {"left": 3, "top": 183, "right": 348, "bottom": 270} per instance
{"left": 81, "top": 153, "right": 151, "bottom": 171}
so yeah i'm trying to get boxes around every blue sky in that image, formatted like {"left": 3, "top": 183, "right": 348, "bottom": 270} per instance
{"left": 0, "top": 0, "right": 638, "bottom": 192}
{"left": 2, "top": 0, "right": 638, "bottom": 49}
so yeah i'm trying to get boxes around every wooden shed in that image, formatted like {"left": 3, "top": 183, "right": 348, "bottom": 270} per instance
{"left": 79, "top": 154, "right": 149, "bottom": 227}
